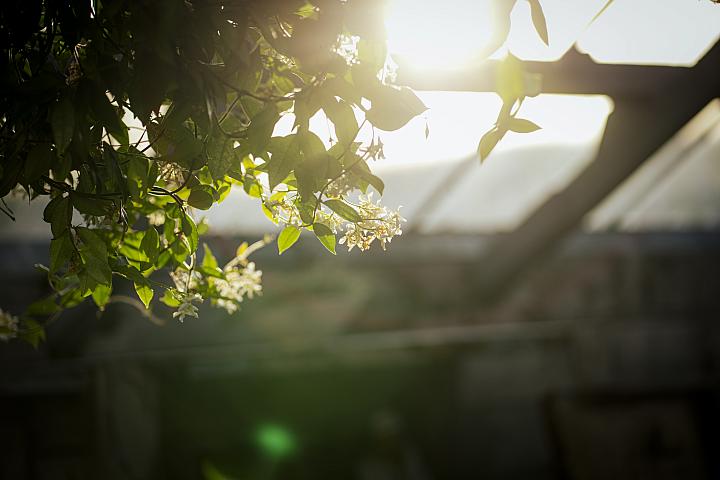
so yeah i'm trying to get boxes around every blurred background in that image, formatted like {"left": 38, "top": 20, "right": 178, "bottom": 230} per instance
{"left": 2, "top": 0, "right": 720, "bottom": 478}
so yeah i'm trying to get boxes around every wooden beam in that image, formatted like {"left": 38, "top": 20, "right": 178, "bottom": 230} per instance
{"left": 465, "top": 43, "right": 720, "bottom": 300}
{"left": 397, "top": 47, "right": 693, "bottom": 99}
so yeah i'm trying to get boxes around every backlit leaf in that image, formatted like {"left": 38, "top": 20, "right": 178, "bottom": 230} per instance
{"left": 313, "top": 223, "right": 336, "bottom": 255}
{"left": 528, "top": 0, "right": 549, "bottom": 45}
{"left": 478, "top": 128, "right": 504, "bottom": 162}
{"left": 134, "top": 279, "right": 153, "bottom": 309}
{"left": 181, "top": 213, "right": 199, "bottom": 252}
{"left": 140, "top": 227, "right": 160, "bottom": 263}
{"left": 277, "top": 226, "right": 301, "bottom": 254}
{"left": 246, "top": 104, "right": 279, "bottom": 155}
{"left": 507, "top": 118, "right": 541, "bottom": 133}
{"left": 324, "top": 199, "right": 362, "bottom": 223}
{"left": 201, "top": 243, "right": 219, "bottom": 270}
{"left": 92, "top": 284, "right": 112, "bottom": 309}
{"left": 366, "top": 86, "right": 428, "bottom": 132}
{"left": 324, "top": 98, "right": 358, "bottom": 146}
{"left": 266, "top": 135, "right": 300, "bottom": 189}
{"left": 188, "top": 188, "right": 214, "bottom": 210}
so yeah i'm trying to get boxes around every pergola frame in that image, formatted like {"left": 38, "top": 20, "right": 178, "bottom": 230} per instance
{"left": 397, "top": 43, "right": 720, "bottom": 299}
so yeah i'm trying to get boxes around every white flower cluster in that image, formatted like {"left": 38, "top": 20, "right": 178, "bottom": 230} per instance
{"left": 213, "top": 261, "right": 263, "bottom": 314}
{"left": 334, "top": 34, "right": 360, "bottom": 65}
{"left": 169, "top": 268, "right": 199, "bottom": 293}
{"left": 0, "top": 308, "right": 19, "bottom": 341}
{"left": 172, "top": 292, "right": 203, "bottom": 323}
{"left": 339, "top": 194, "right": 405, "bottom": 252}
{"left": 325, "top": 173, "right": 355, "bottom": 198}
{"left": 147, "top": 210, "right": 166, "bottom": 226}
{"left": 267, "top": 191, "right": 405, "bottom": 252}
{"left": 269, "top": 197, "right": 305, "bottom": 228}
{"left": 168, "top": 236, "right": 269, "bottom": 319}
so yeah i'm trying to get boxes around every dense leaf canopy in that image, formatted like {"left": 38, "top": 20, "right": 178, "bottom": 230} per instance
{"left": 0, "top": 0, "right": 553, "bottom": 344}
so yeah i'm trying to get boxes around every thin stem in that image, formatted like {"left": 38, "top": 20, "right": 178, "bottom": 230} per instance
{"left": 105, "top": 295, "right": 166, "bottom": 326}
{"left": 42, "top": 175, "right": 121, "bottom": 198}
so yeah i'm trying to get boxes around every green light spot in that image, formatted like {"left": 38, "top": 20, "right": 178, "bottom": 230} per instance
{"left": 256, "top": 424, "right": 295, "bottom": 459}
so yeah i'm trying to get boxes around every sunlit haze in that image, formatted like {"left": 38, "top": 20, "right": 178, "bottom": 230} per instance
{"left": 385, "top": 0, "right": 720, "bottom": 68}
{"left": 384, "top": 0, "right": 496, "bottom": 69}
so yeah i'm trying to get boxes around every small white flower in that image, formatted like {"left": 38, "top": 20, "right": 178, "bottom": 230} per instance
{"left": 173, "top": 293, "right": 203, "bottom": 323}
{"left": 147, "top": 210, "right": 166, "bottom": 226}
{"left": 0, "top": 308, "right": 19, "bottom": 341}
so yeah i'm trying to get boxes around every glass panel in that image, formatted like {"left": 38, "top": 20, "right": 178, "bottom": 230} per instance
{"left": 587, "top": 100, "right": 720, "bottom": 231}
{"left": 577, "top": 0, "right": 720, "bottom": 66}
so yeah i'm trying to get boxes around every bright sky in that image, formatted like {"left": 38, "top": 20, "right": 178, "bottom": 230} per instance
{"left": 385, "top": 0, "right": 720, "bottom": 67}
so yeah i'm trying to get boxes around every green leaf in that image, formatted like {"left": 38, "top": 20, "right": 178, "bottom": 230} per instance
{"left": 325, "top": 76, "right": 361, "bottom": 106}
{"left": 114, "top": 264, "right": 145, "bottom": 283}
{"left": 262, "top": 202, "right": 277, "bottom": 224}
{"left": 245, "top": 104, "right": 279, "bottom": 155}
{"left": 188, "top": 188, "right": 214, "bottom": 210}
{"left": 528, "top": 0, "right": 549, "bottom": 46}
{"left": 147, "top": 122, "right": 203, "bottom": 170}
{"left": 181, "top": 213, "right": 199, "bottom": 252}
{"left": 299, "top": 130, "right": 328, "bottom": 161}
{"left": 242, "top": 176, "right": 263, "bottom": 198}
{"left": 134, "top": 279, "right": 154, "bottom": 309}
{"left": 507, "top": 118, "right": 541, "bottom": 133}
{"left": 125, "top": 154, "right": 150, "bottom": 200}
{"left": 19, "top": 319, "right": 46, "bottom": 348}
{"left": 115, "top": 265, "right": 154, "bottom": 308}
{"left": 365, "top": 86, "right": 428, "bottom": 132}
{"left": 51, "top": 93, "right": 75, "bottom": 152}
{"left": 351, "top": 161, "right": 385, "bottom": 195}
{"left": 297, "top": 200, "right": 316, "bottom": 225}
{"left": 201, "top": 243, "right": 219, "bottom": 270}
{"left": 23, "top": 144, "right": 53, "bottom": 183}
{"left": 266, "top": 134, "right": 300, "bottom": 190}
{"left": 277, "top": 226, "right": 301, "bottom": 254}
{"left": 82, "top": 253, "right": 112, "bottom": 286}
{"left": 323, "top": 199, "right": 362, "bottom": 223}
{"left": 26, "top": 296, "right": 61, "bottom": 316}
{"left": 207, "top": 133, "right": 235, "bottom": 181}
{"left": 140, "top": 227, "right": 160, "bottom": 263}
{"left": 71, "top": 193, "right": 112, "bottom": 216}
{"left": 91, "top": 85, "right": 129, "bottom": 146}
{"left": 324, "top": 98, "right": 358, "bottom": 146}
{"left": 313, "top": 223, "right": 336, "bottom": 255}
{"left": 49, "top": 231, "right": 74, "bottom": 272}
{"left": 92, "top": 283, "right": 112, "bottom": 309}
{"left": 161, "top": 289, "right": 181, "bottom": 307}
{"left": 478, "top": 128, "right": 504, "bottom": 162}
{"left": 77, "top": 228, "right": 112, "bottom": 286}
{"left": 77, "top": 227, "right": 108, "bottom": 256}
{"left": 175, "top": 236, "right": 192, "bottom": 265}
{"left": 364, "top": 173, "right": 385, "bottom": 196}
{"left": 44, "top": 196, "right": 72, "bottom": 237}
{"left": 293, "top": 87, "right": 326, "bottom": 130}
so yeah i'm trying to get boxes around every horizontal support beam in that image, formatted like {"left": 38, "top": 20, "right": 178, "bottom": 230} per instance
{"left": 396, "top": 48, "right": 693, "bottom": 98}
